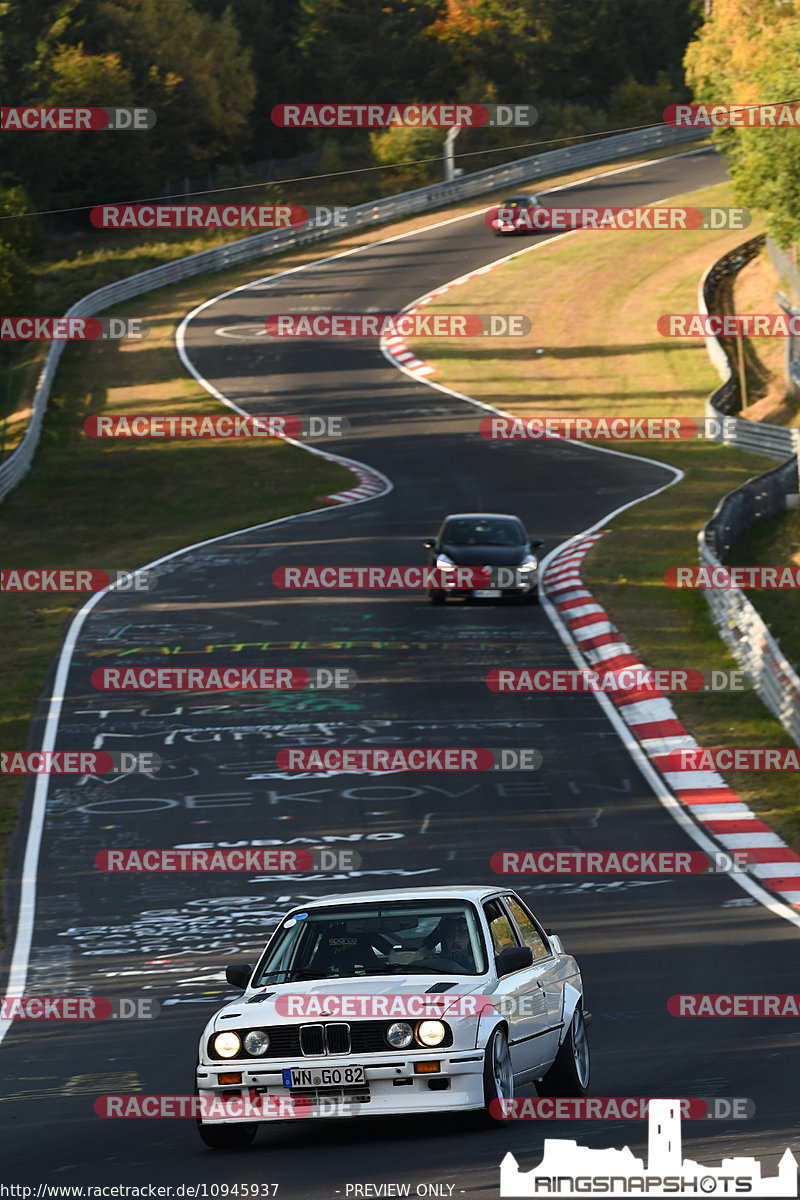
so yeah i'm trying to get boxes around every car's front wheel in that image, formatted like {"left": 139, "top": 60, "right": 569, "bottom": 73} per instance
{"left": 481, "top": 1026, "right": 514, "bottom": 1122}
{"left": 429, "top": 590, "right": 446, "bottom": 605}
{"left": 536, "top": 1006, "right": 590, "bottom": 1097}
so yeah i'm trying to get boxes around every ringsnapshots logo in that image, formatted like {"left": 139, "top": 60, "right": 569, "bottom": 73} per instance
{"left": 94, "top": 846, "right": 361, "bottom": 872}
{"left": 664, "top": 101, "right": 800, "bottom": 128}
{"left": 275, "top": 747, "right": 541, "bottom": 772}
{"left": 1, "top": 751, "right": 160, "bottom": 775}
{"left": 271, "top": 103, "right": 537, "bottom": 128}
{"left": 1, "top": 106, "right": 156, "bottom": 131}
{"left": 1, "top": 568, "right": 156, "bottom": 592}
{"left": 490, "top": 850, "right": 755, "bottom": 875}
{"left": 89, "top": 204, "right": 347, "bottom": 229}
{"left": 480, "top": 416, "right": 745, "bottom": 441}
{"left": 1, "top": 317, "right": 149, "bottom": 341}
{"left": 90, "top": 666, "right": 357, "bottom": 691}
{"left": 498, "top": 1098, "right": 793, "bottom": 1198}
{"left": 486, "top": 668, "right": 748, "bottom": 693}
{"left": 483, "top": 205, "right": 749, "bottom": 231}
{"left": 265, "top": 314, "right": 530, "bottom": 338}
{"left": 83, "top": 414, "right": 348, "bottom": 439}
{"left": 1, "top": 996, "right": 160, "bottom": 1020}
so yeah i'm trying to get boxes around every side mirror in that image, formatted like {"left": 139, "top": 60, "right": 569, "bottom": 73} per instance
{"left": 496, "top": 945, "right": 533, "bottom": 976}
{"left": 225, "top": 964, "right": 253, "bottom": 990}
{"left": 423, "top": 538, "right": 436, "bottom": 550}
{"left": 531, "top": 538, "right": 544, "bottom": 548}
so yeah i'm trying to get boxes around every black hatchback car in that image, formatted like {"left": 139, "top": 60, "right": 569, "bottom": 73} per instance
{"left": 423, "top": 513, "right": 544, "bottom": 604}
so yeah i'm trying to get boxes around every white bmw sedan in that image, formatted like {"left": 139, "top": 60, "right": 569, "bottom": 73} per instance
{"left": 195, "top": 886, "right": 590, "bottom": 1148}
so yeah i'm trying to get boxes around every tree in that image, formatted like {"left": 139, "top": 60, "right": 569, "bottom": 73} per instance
{"left": 0, "top": 0, "right": 256, "bottom": 207}
{"left": 685, "top": 0, "right": 800, "bottom": 247}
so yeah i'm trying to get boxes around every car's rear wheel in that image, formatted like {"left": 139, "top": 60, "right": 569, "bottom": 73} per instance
{"left": 536, "top": 1006, "right": 590, "bottom": 1097}
{"left": 481, "top": 1026, "right": 514, "bottom": 1122}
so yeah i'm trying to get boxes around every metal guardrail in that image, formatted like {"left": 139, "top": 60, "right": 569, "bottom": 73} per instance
{"left": 698, "top": 459, "right": 800, "bottom": 746}
{"left": 698, "top": 238, "right": 800, "bottom": 745}
{"left": 0, "top": 121, "right": 705, "bottom": 502}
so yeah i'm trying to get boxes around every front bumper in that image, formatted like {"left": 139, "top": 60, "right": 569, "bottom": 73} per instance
{"left": 196, "top": 1051, "right": 486, "bottom": 1122}
{"left": 429, "top": 578, "right": 538, "bottom": 600}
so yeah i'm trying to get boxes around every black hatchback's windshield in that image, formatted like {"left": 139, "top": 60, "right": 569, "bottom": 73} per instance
{"left": 442, "top": 518, "right": 525, "bottom": 547}
{"left": 252, "top": 901, "right": 488, "bottom": 985}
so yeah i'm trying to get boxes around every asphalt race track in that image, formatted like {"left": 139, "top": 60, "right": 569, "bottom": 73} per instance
{"left": 3, "top": 147, "right": 799, "bottom": 1195}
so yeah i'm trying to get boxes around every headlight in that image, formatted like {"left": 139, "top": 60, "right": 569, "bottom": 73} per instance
{"left": 386, "top": 1021, "right": 414, "bottom": 1049}
{"left": 416, "top": 1020, "right": 446, "bottom": 1047}
{"left": 519, "top": 555, "right": 538, "bottom": 573}
{"left": 212, "top": 1031, "right": 242, "bottom": 1058}
{"left": 243, "top": 1029, "right": 270, "bottom": 1056}
{"left": 435, "top": 553, "right": 456, "bottom": 572}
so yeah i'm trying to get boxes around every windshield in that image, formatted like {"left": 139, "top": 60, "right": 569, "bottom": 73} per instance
{"left": 442, "top": 518, "right": 525, "bottom": 547}
{"left": 502, "top": 197, "right": 535, "bottom": 207}
{"left": 252, "top": 901, "right": 488, "bottom": 985}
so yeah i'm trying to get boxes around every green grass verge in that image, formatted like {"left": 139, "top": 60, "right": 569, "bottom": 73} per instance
{"left": 0, "top": 135, "right": 713, "bottom": 940}
{"left": 403, "top": 180, "right": 800, "bottom": 848}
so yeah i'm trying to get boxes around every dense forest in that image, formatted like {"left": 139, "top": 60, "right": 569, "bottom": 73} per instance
{"left": 2, "top": 0, "right": 800, "bottom": 313}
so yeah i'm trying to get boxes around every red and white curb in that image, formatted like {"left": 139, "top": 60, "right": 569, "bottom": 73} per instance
{"left": 543, "top": 535, "right": 800, "bottom": 908}
{"left": 325, "top": 462, "right": 388, "bottom": 504}
{"left": 381, "top": 262, "right": 503, "bottom": 377}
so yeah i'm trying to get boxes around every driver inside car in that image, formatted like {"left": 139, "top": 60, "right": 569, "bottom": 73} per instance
{"left": 435, "top": 916, "right": 475, "bottom": 971}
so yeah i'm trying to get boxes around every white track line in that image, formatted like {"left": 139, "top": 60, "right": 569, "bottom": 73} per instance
{"left": 0, "top": 144, "right": 731, "bottom": 1049}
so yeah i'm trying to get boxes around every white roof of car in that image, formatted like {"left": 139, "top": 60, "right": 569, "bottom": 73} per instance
{"left": 286, "top": 886, "right": 508, "bottom": 910}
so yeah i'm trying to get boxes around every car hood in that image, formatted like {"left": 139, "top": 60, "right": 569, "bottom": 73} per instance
{"left": 439, "top": 542, "right": 529, "bottom": 567}
{"left": 211, "top": 975, "right": 487, "bottom": 1029}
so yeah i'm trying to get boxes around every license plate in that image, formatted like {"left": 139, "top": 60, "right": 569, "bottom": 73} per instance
{"left": 282, "top": 1065, "right": 365, "bottom": 1088}
{"left": 474, "top": 588, "right": 501, "bottom": 598}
